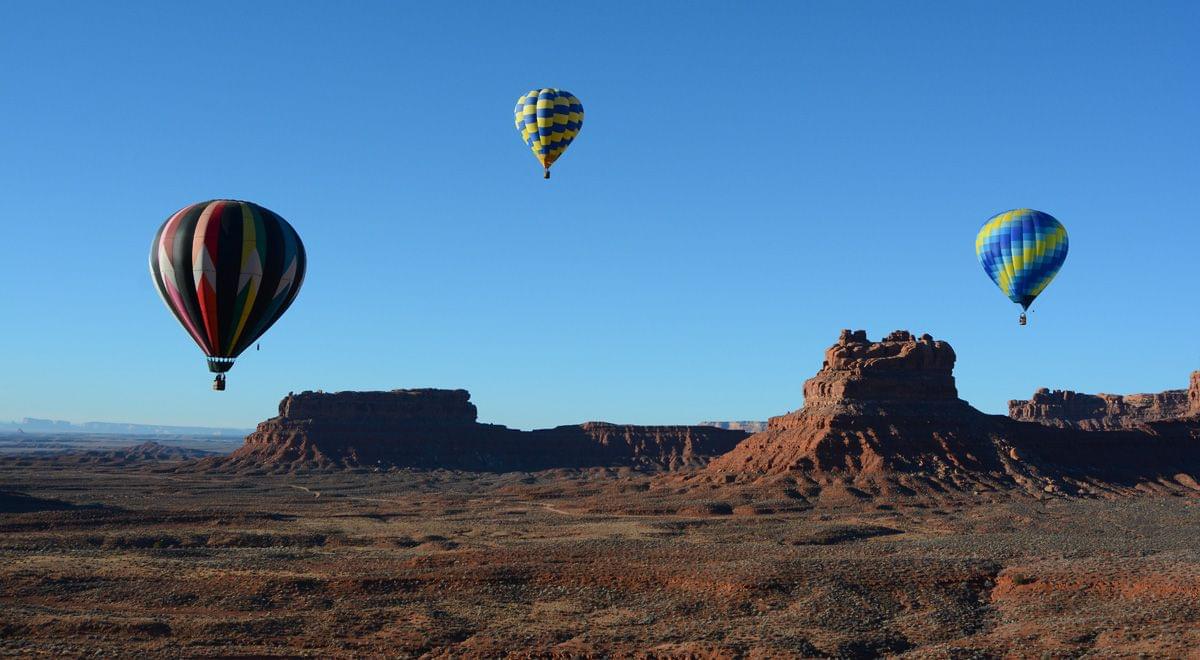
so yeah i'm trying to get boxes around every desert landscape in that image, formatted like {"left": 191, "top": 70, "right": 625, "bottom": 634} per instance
{"left": 6, "top": 1, "right": 1195, "bottom": 655}
{"left": 3, "top": 330, "right": 1199, "bottom": 657}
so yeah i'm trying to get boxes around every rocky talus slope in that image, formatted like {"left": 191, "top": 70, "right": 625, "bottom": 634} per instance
{"left": 196, "top": 389, "right": 747, "bottom": 473}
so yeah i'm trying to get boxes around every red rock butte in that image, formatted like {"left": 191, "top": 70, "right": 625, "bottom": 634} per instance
{"left": 700, "top": 330, "right": 1200, "bottom": 499}
{"left": 800, "top": 330, "right": 961, "bottom": 411}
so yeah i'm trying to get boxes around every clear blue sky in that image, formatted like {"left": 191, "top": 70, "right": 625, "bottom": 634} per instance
{"left": 1, "top": 1, "right": 1197, "bottom": 429}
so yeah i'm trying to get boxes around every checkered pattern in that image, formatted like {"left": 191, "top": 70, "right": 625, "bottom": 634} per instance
{"left": 976, "top": 208, "right": 1069, "bottom": 310}
{"left": 514, "top": 88, "right": 584, "bottom": 174}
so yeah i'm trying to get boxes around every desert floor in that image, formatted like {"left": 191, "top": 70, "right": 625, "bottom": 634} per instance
{"left": 2, "top": 461, "right": 1199, "bottom": 658}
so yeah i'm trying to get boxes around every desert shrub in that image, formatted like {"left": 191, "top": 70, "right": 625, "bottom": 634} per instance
{"left": 1009, "top": 572, "right": 1037, "bottom": 586}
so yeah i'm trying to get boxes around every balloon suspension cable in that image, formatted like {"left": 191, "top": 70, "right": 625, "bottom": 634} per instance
{"left": 544, "top": 168, "right": 550, "bottom": 179}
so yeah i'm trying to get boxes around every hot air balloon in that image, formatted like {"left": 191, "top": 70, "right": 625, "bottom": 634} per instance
{"left": 975, "top": 208, "right": 1068, "bottom": 325}
{"left": 513, "top": 88, "right": 584, "bottom": 178}
{"left": 149, "top": 200, "right": 306, "bottom": 390}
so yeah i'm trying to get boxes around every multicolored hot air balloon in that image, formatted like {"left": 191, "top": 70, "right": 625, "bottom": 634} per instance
{"left": 149, "top": 200, "right": 306, "bottom": 390}
{"left": 975, "top": 208, "right": 1068, "bottom": 325}
{"left": 513, "top": 88, "right": 584, "bottom": 178}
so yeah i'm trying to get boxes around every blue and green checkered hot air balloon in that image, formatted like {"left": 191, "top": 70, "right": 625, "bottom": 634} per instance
{"left": 513, "top": 88, "right": 583, "bottom": 179}
{"left": 975, "top": 209, "right": 1069, "bottom": 325}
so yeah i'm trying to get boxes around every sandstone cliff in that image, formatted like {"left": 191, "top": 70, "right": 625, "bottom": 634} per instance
{"left": 277, "top": 389, "right": 479, "bottom": 427}
{"left": 699, "top": 330, "right": 1200, "bottom": 500}
{"left": 698, "top": 421, "right": 769, "bottom": 433}
{"left": 200, "top": 390, "right": 747, "bottom": 473}
{"left": 1008, "top": 379, "right": 1195, "bottom": 431}
{"left": 704, "top": 330, "right": 1009, "bottom": 488}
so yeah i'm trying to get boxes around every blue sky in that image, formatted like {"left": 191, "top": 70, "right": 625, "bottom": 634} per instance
{"left": 1, "top": 1, "right": 1196, "bottom": 429}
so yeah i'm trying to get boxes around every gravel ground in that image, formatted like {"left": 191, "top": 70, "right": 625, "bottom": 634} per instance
{"left": 1, "top": 461, "right": 1198, "bottom": 657}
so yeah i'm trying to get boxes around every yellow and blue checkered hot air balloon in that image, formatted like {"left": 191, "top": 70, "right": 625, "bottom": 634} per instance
{"left": 975, "top": 209, "right": 1069, "bottom": 325}
{"left": 513, "top": 88, "right": 583, "bottom": 179}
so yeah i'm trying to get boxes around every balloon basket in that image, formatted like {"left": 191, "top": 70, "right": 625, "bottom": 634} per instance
{"left": 212, "top": 374, "right": 226, "bottom": 391}
{"left": 206, "top": 357, "right": 235, "bottom": 373}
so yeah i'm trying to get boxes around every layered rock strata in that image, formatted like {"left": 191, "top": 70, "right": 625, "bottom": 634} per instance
{"left": 699, "top": 421, "right": 769, "bottom": 433}
{"left": 202, "top": 390, "right": 747, "bottom": 473}
{"left": 1009, "top": 379, "right": 1196, "bottom": 431}
{"left": 701, "top": 330, "right": 1200, "bottom": 499}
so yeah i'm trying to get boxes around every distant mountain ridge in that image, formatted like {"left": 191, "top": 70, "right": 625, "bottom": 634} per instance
{"left": 1, "top": 417, "right": 251, "bottom": 437}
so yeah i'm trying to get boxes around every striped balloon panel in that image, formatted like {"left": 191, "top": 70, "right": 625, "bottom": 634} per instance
{"left": 513, "top": 88, "right": 583, "bottom": 168}
{"left": 149, "top": 200, "right": 306, "bottom": 360}
{"left": 975, "top": 208, "right": 1068, "bottom": 309}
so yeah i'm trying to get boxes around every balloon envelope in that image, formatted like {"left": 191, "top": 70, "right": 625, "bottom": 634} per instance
{"left": 975, "top": 208, "right": 1068, "bottom": 310}
{"left": 149, "top": 200, "right": 306, "bottom": 373}
{"left": 513, "top": 88, "right": 583, "bottom": 174}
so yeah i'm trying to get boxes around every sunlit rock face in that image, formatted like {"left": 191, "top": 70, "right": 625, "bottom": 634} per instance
{"left": 799, "top": 329, "right": 961, "bottom": 416}
{"left": 1190, "top": 371, "right": 1200, "bottom": 415}
{"left": 1009, "top": 383, "right": 1193, "bottom": 431}
{"left": 699, "top": 330, "right": 1200, "bottom": 500}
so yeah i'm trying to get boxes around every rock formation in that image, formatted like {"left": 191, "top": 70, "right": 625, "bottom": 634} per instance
{"left": 277, "top": 389, "right": 479, "bottom": 427}
{"left": 195, "top": 333, "right": 1200, "bottom": 497}
{"left": 200, "top": 390, "right": 748, "bottom": 473}
{"left": 1008, "top": 377, "right": 1197, "bottom": 430}
{"left": 698, "top": 421, "right": 769, "bottom": 433}
{"left": 703, "top": 330, "right": 1008, "bottom": 489}
{"left": 799, "top": 330, "right": 960, "bottom": 413}
{"left": 700, "top": 330, "right": 1200, "bottom": 499}
{"left": 526, "top": 422, "right": 750, "bottom": 471}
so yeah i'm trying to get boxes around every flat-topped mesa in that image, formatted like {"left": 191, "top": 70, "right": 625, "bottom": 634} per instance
{"left": 798, "top": 330, "right": 961, "bottom": 418}
{"left": 278, "top": 389, "right": 477, "bottom": 427}
{"left": 1009, "top": 384, "right": 1192, "bottom": 431}
{"left": 233, "top": 389, "right": 485, "bottom": 468}
{"left": 208, "top": 389, "right": 748, "bottom": 473}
